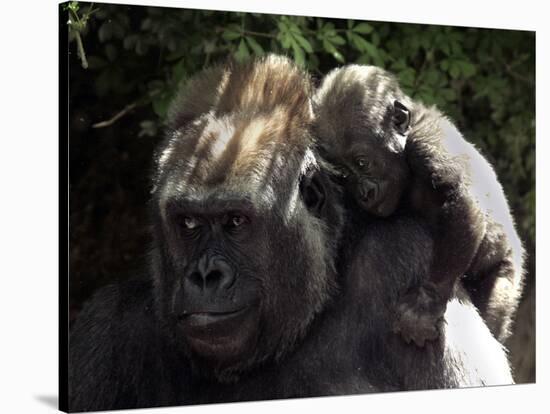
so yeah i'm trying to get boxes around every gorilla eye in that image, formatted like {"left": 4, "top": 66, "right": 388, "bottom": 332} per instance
{"left": 356, "top": 158, "right": 369, "bottom": 169}
{"left": 183, "top": 216, "right": 200, "bottom": 230}
{"left": 228, "top": 215, "right": 247, "bottom": 228}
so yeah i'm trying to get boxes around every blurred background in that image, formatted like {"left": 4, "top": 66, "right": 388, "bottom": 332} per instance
{"left": 66, "top": 2, "right": 535, "bottom": 382}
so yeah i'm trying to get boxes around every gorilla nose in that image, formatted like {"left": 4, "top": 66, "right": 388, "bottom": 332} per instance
{"left": 186, "top": 256, "right": 235, "bottom": 293}
{"left": 360, "top": 181, "right": 377, "bottom": 201}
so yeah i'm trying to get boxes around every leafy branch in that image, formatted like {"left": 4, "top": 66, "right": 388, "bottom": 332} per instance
{"left": 65, "top": 1, "right": 98, "bottom": 69}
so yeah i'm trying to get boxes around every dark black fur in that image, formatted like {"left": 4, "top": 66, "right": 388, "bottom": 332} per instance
{"left": 314, "top": 65, "right": 524, "bottom": 346}
{"left": 69, "top": 57, "right": 513, "bottom": 412}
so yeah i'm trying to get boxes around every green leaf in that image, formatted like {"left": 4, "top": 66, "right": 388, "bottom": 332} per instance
{"left": 171, "top": 59, "right": 186, "bottom": 84}
{"left": 287, "top": 21, "right": 302, "bottom": 35}
{"left": 356, "top": 54, "right": 372, "bottom": 65}
{"left": 292, "top": 40, "right": 305, "bottom": 67}
{"left": 323, "top": 40, "right": 344, "bottom": 63}
{"left": 234, "top": 39, "right": 250, "bottom": 62}
{"left": 440, "top": 42, "right": 451, "bottom": 56}
{"left": 245, "top": 36, "right": 264, "bottom": 56}
{"left": 222, "top": 29, "right": 241, "bottom": 41}
{"left": 277, "top": 20, "right": 288, "bottom": 33}
{"left": 398, "top": 68, "right": 416, "bottom": 89}
{"left": 371, "top": 32, "right": 380, "bottom": 47}
{"left": 323, "top": 22, "right": 336, "bottom": 32}
{"left": 333, "top": 53, "right": 345, "bottom": 64}
{"left": 329, "top": 35, "right": 346, "bottom": 46}
{"left": 424, "top": 69, "right": 440, "bottom": 85}
{"left": 63, "top": 1, "right": 79, "bottom": 12}
{"left": 294, "top": 34, "right": 313, "bottom": 53}
{"left": 152, "top": 91, "right": 173, "bottom": 118}
{"left": 280, "top": 32, "right": 292, "bottom": 49}
{"left": 351, "top": 34, "right": 367, "bottom": 51}
{"left": 352, "top": 34, "right": 379, "bottom": 61}
{"left": 322, "top": 39, "right": 335, "bottom": 54}
{"left": 459, "top": 61, "right": 476, "bottom": 77}
{"left": 449, "top": 64, "right": 460, "bottom": 79}
{"left": 353, "top": 22, "right": 373, "bottom": 34}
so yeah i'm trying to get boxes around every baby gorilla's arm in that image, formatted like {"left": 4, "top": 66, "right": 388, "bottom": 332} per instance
{"left": 392, "top": 108, "right": 486, "bottom": 347}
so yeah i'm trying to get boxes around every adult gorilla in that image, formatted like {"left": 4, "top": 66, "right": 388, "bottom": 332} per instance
{"left": 68, "top": 55, "right": 512, "bottom": 412}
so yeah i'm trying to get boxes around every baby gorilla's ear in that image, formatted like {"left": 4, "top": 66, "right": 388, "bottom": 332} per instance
{"left": 300, "top": 168, "right": 326, "bottom": 218}
{"left": 392, "top": 100, "right": 410, "bottom": 135}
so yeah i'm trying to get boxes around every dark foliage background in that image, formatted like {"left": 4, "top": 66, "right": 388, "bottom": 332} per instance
{"left": 66, "top": 2, "right": 535, "bottom": 382}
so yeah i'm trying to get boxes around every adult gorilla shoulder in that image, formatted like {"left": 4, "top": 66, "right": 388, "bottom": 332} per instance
{"left": 69, "top": 55, "right": 512, "bottom": 412}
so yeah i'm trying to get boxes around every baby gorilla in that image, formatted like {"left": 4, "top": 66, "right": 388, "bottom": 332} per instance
{"left": 314, "top": 65, "right": 524, "bottom": 347}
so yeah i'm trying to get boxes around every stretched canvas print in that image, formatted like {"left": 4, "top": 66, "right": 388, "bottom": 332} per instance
{"left": 59, "top": 1, "right": 536, "bottom": 412}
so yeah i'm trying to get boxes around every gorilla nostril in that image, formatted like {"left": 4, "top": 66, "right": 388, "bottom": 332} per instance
{"left": 366, "top": 188, "right": 375, "bottom": 200}
{"left": 189, "top": 272, "right": 203, "bottom": 288}
{"left": 205, "top": 270, "right": 223, "bottom": 289}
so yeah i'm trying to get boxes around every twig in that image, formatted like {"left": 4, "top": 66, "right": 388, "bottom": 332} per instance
{"left": 214, "top": 26, "right": 277, "bottom": 39}
{"left": 92, "top": 102, "right": 138, "bottom": 128}
{"left": 74, "top": 31, "right": 88, "bottom": 69}
{"left": 92, "top": 89, "right": 162, "bottom": 128}
{"left": 67, "top": 3, "right": 97, "bottom": 70}
{"left": 242, "top": 30, "right": 277, "bottom": 39}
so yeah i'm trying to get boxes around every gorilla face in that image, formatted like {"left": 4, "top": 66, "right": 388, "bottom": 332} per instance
{"left": 163, "top": 195, "right": 264, "bottom": 364}
{"left": 328, "top": 136, "right": 409, "bottom": 217}
{"left": 313, "top": 66, "right": 412, "bottom": 217}
{"left": 149, "top": 56, "right": 343, "bottom": 380}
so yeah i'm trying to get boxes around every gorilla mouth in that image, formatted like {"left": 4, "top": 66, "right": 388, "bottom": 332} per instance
{"left": 178, "top": 306, "right": 259, "bottom": 360}
{"left": 358, "top": 193, "right": 380, "bottom": 211}
{"left": 183, "top": 307, "right": 249, "bottom": 327}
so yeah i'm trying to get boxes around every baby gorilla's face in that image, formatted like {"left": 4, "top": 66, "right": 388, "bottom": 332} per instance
{"left": 333, "top": 143, "right": 410, "bottom": 217}
{"left": 323, "top": 99, "right": 412, "bottom": 218}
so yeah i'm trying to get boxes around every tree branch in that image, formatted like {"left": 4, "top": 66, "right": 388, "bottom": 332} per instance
{"left": 92, "top": 102, "right": 138, "bottom": 128}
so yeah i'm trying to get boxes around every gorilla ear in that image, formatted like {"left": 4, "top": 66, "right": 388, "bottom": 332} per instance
{"left": 393, "top": 100, "right": 410, "bottom": 135}
{"left": 299, "top": 170, "right": 326, "bottom": 217}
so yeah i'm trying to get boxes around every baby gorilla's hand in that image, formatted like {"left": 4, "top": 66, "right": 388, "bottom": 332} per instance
{"left": 392, "top": 283, "right": 447, "bottom": 347}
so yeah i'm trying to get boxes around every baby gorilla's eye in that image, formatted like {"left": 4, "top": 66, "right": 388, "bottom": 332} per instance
{"left": 356, "top": 158, "right": 369, "bottom": 169}
{"left": 183, "top": 216, "right": 200, "bottom": 230}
